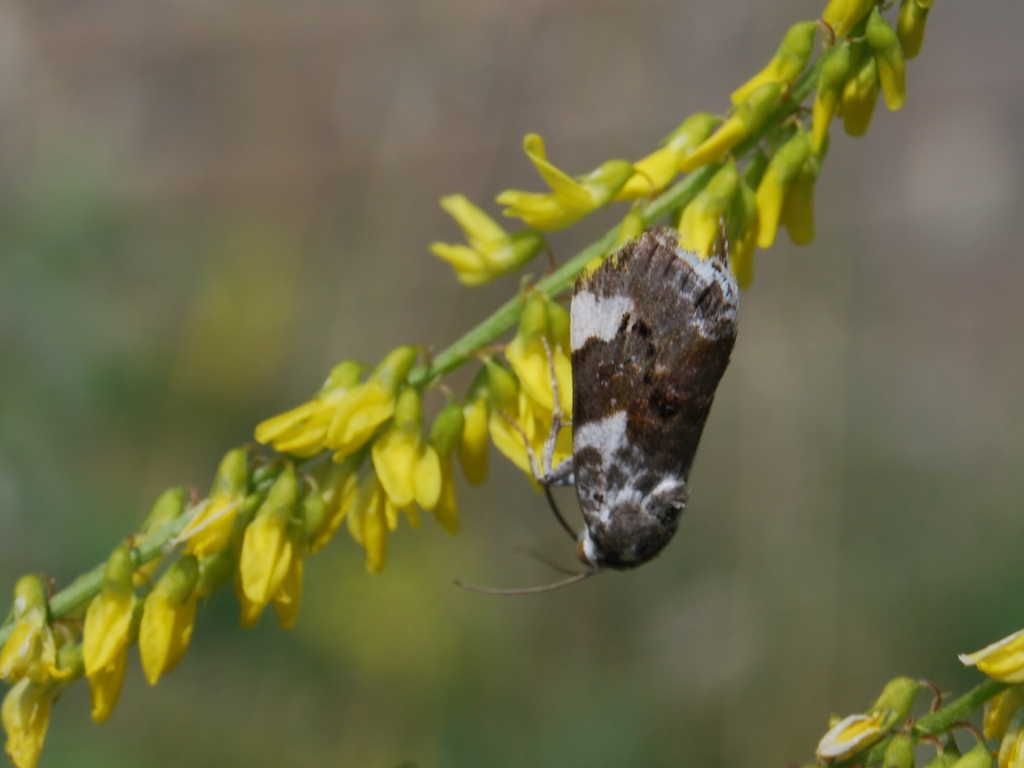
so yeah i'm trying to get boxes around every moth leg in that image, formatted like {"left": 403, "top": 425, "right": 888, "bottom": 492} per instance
{"left": 539, "top": 337, "right": 575, "bottom": 487}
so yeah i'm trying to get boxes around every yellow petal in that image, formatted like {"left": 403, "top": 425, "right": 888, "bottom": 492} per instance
{"left": 272, "top": 554, "right": 304, "bottom": 631}
{"left": 413, "top": 445, "right": 443, "bottom": 510}
{"left": 87, "top": 646, "right": 128, "bottom": 723}
{"left": 816, "top": 712, "right": 887, "bottom": 760}
{"left": 961, "top": 629, "right": 1024, "bottom": 683}
{"left": 2, "top": 678, "right": 52, "bottom": 768}
{"left": 371, "top": 428, "right": 418, "bottom": 508}
{"left": 458, "top": 398, "right": 490, "bottom": 486}
{"left": 239, "top": 517, "right": 293, "bottom": 607}
{"left": 82, "top": 593, "right": 135, "bottom": 677}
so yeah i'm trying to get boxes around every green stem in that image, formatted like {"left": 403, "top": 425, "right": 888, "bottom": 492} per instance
{"left": 913, "top": 678, "right": 1008, "bottom": 736}
{"left": 0, "top": 504, "right": 204, "bottom": 648}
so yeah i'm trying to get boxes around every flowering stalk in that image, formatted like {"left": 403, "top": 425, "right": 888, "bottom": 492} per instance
{"left": 0, "top": 1, "right": 942, "bottom": 765}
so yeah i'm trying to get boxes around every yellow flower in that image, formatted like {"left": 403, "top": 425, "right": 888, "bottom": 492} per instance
{"left": 272, "top": 553, "right": 303, "bottom": 631}
{"left": 822, "top": 0, "right": 876, "bottom": 39}
{"left": 816, "top": 712, "right": 887, "bottom": 760}
{"left": 505, "top": 294, "right": 572, "bottom": 416}
{"left": 88, "top": 644, "right": 128, "bottom": 724}
{"left": 2, "top": 645, "right": 81, "bottom": 768}
{"left": 961, "top": 628, "right": 1024, "bottom": 683}
{"left": 866, "top": 8, "right": 907, "bottom": 111}
{"left": 725, "top": 178, "right": 759, "bottom": 289}
{"left": 239, "top": 466, "right": 298, "bottom": 613}
{"left": 177, "top": 447, "right": 250, "bottom": 558}
{"left": 139, "top": 555, "right": 200, "bottom": 685}
{"left": 1001, "top": 709, "right": 1024, "bottom": 768}
{"left": 3, "top": 680, "right": 53, "bottom": 768}
{"left": 430, "top": 195, "right": 545, "bottom": 285}
{"left": 133, "top": 487, "right": 186, "bottom": 586}
{"left": 678, "top": 159, "right": 740, "bottom": 257}
{"left": 82, "top": 542, "right": 140, "bottom": 723}
{"left": 346, "top": 471, "right": 391, "bottom": 574}
{"left": 755, "top": 130, "right": 811, "bottom": 249}
{"left": 0, "top": 576, "right": 62, "bottom": 685}
{"left": 255, "top": 360, "right": 363, "bottom": 457}
{"left": 370, "top": 387, "right": 435, "bottom": 519}
{"left": 83, "top": 542, "right": 137, "bottom": 678}
{"left": 326, "top": 346, "right": 419, "bottom": 460}
{"left": 489, "top": 390, "right": 573, "bottom": 480}
{"left": 781, "top": 149, "right": 823, "bottom": 246}
{"left": 841, "top": 54, "right": 880, "bottom": 137}
{"left": 680, "top": 83, "right": 783, "bottom": 172}
{"left": 306, "top": 455, "right": 361, "bottom": 553}
{"left": 897, "top": 0, "right": 929, "bottom": 60}
{"left": 496, "top": 134, "right": 634, "bottom": 231}
{"left": 616, "top": 114, "right": 718, "bottom": 199}
{"left": 458, "top": 395, "right": 490, "bottom": 487}
{"left": 986, "top": 686, "right": 1024, "bottom": 740}
{"left": 422, "top": 398, "right": 466, "bottom": 534}
{"left": 731, "top": 21, "right": 818, "bottom": 105}
{"left": 812, "top": 42, "right": 852, "bottom": 153}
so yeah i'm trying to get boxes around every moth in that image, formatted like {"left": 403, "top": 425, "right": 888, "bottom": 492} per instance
{"left": 544, "top": 226, "right": 739, "bottom": 572}
{"left": 459, "top": 227, "right": 738, "bottom": 593}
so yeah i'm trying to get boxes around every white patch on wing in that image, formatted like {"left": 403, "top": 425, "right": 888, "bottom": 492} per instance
{"left": 650, "top": 228, "right": 739, "bottom": 335}
{"left": 571, "top": 292, "right": 634, "bottom": 350}
{"left": 573, "top": 410, "right": 628, "bottom": 458}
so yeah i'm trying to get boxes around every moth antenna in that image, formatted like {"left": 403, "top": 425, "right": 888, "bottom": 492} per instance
{"left": 453, "top": 569, "right": 596, "bottom": 596}
{"left": 513, "top": 545, "right": 579, "bottom": 576}
{"left": 543, "top": 486, "right": 576, "bottom": 541}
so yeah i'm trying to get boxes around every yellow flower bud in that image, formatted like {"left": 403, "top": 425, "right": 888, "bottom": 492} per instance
{"left": 822, "top": 0, "right": 876, "bottom": 39}
{"left": 813, "top": 42, "right": 853, "bottom": 152}
{"left": 195, "top": 549, "right": 235, "bottom": 600}
{"left": 458, "top": 395, "right": 490, "bottom": 487}
{"left": 615, "top": 115, "right": 722, "bottom": 199}
{"left": 139, "top": 555, "right": 200, "bottom": 685}
{"left": 678, "top": 159, "right": 740, "bottom": 257}
{"left": 178, "top": 447, "right": 250, "bottom": 558}
{"left": 430, "top": 195, "right": 545, "bottom": 285}
{"left": 496, "top": 134, "right": 634, "bottom": 231}
{"left": 956, "top": 740, "right": 995, "bottom": 768}
{"left": 255, "top": 360, "right": 363, "bottom": 456}
{"left": 1001, "top": 709, "right": 1024, "bottom": 768}
{"left": 88, "top": 599, "right": 141, "bottom": 724}
{"left": 239, "top": 466, "right": 297, "bottom": 610}
{"left": 841, "top": 54, "right": 881, "bottom": 136}
{"left": 726, "top": 179, "right": 758, "bottom": 289}
{"left": 732, "top": 21, "right": 818, "bottom": 105}
{"left": 271, "top": 550, "right": 303, "bottom": 631}
{"left": 987, "top": 686, "right": 1024, "bottom": 740}
{"left": 897, "top": 0, "right": 929, "bottom": 59}
{"left": 681, "top": 83, "right": 783, "bottom": 171}
{"left": 83, "top": 542, "right": 137, "bottom": 678}
{"left": 755, "top": 131, "right": 811, "bottom": 248}
{"left": 347, "top": 471, "right": 390, "bottom": 573}
{"left": 816, "top": 711, "right": 887, "bottom": 761}
{"left": 782, "top": 146, "right": 823, "bottom": 246}
{"left": 0, "top": 576, "right": 62, "bottom": 685}
{"left": 420, "top": 399, "right": 466, "bottom": 533}
{"left": 327, "top": 347, "right": 418, "bottom": 459}
{"left": 883, "top": 733, "right": 915, "bottom": 768}
{"left": 866, "top": 8, "right": 907, "bottom": 111}
{"left": 307, "top": 455, "right": 361, "bottom": 553}
{"left": 961, "top": 628, "right": 1024, "bottom": 683}
{"left": 505, "top": 295, "right": 572, "bottom": 416}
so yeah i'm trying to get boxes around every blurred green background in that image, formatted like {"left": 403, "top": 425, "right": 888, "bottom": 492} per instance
{"left": 2, "top": 1, "right": 1023, "bottom": 766}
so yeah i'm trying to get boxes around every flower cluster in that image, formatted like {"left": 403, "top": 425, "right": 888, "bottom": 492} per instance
{"left": 432, "top": 0, "right": 924, "bottom": 289}
{"left": 0, "top": 1, "right": 936, "bottom": 765}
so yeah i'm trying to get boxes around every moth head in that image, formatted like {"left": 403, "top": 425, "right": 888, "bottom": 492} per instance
{"left": 576, "top": 477, "right": 688, "bottom": 570}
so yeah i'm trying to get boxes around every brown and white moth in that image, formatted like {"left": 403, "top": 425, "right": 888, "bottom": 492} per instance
{"left": 545, "top": 226, "right": 739, "bottom": 571}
